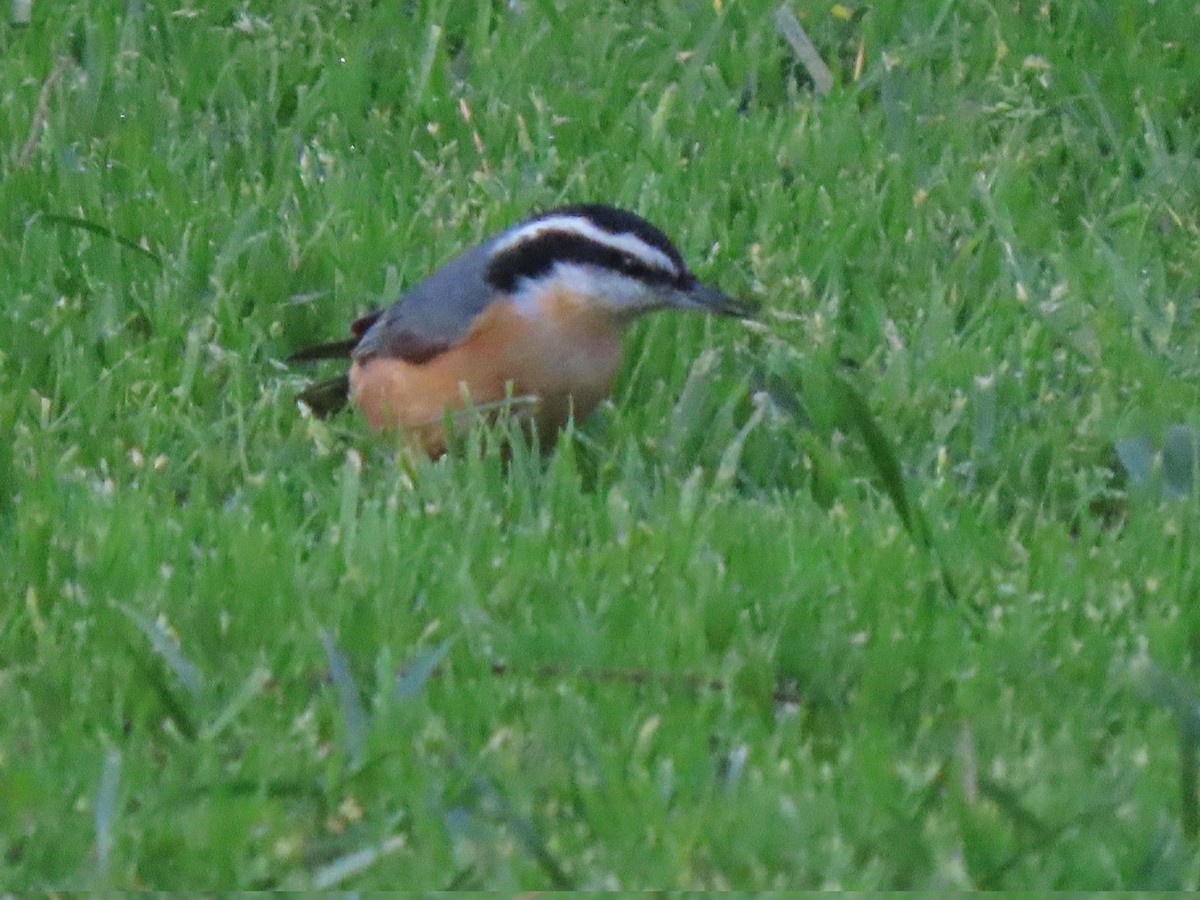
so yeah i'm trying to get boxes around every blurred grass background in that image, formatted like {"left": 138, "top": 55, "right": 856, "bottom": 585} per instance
{"left": 2, "top": 0, "right": 1200, "bottom": 889}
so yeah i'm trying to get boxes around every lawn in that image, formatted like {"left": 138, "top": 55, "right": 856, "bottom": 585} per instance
{"left": 3, "top": 0, "right": 1200, "bottom": 889}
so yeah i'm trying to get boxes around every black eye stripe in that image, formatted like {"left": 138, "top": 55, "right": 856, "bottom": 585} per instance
{"left": 486, "top": 232, "right": 683, "bottom": 292}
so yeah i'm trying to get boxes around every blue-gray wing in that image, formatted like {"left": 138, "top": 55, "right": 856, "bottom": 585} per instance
{"left": 351, "top": 242, "right": 498, "bottom": 364}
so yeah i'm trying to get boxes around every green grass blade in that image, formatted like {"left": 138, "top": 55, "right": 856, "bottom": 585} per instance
{"left": 93, "top": 746, "right": 122, "bottom": 886}
{"left": 832, "top": 374, "right": 930, "bottom": 549}
{"left": 117, "top": 603, "right": 204, "bottom": 697}
{"left": 311, "top": 834, "right": 407, "bottom": 890}
{"left": 319, "top": 629, "right": 368, "bottom": 772}
{"left": 34, "top": 213, "right": 163, "bottom": 264}
{"left": 200, "top": 665, "right": 272, "bottom": 742}
{"left": 394, "top": 638, "right": 455, "bottom": 701}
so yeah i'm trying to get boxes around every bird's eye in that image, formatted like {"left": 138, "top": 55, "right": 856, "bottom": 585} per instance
{"left": 618, "top": 255, "right": 638, "bottom": 273}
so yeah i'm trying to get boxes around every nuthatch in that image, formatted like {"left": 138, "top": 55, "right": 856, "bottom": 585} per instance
{"left": 290, "top": 203, "right": 749, "bottom": 456}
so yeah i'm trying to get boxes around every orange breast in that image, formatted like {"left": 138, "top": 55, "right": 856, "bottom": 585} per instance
{"left": 349, "top": 288, "right": 625, "bottom": 456}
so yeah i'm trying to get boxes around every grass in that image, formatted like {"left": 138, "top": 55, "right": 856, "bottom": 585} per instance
{"left": 2, "top": 0, "right": 1200, "bottom": 889}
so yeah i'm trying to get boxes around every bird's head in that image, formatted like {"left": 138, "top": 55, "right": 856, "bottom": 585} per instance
{"left": 484, "top": 203, "right": 751, "bottom": 322}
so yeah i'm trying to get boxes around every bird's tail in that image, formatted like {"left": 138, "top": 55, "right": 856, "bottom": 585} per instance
{"left": 287, "top": 338, "right": 359, "bottom": 363}
{"left": 288, "top": 338, "right": 357, "bottom": 418}
{"left": 288, "top": 310, "right": 382, "bottom": 417}
{"left": 296, "top": 374, "right": 351, "bottom": 418}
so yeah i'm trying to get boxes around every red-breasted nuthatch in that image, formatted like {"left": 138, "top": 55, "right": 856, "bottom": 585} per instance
{"left": 290, "top": 203, "right": 748, "bottom": 455}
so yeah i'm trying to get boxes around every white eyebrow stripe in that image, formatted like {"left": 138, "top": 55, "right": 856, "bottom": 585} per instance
{"left": 491, "top": 215, "right": 681, "bottom": 277}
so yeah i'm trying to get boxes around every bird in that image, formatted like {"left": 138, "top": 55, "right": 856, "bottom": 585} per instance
{"left": 289, "top": 203, "right": 750, "bottom": 456}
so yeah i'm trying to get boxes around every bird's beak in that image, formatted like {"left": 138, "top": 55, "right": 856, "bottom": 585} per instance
{"left": 669, "top": 281, "right": 756, "bottom": 319}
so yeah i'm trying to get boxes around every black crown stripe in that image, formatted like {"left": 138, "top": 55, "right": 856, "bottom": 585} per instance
{"left": 544, "top": 204, "right": 684, "bottom": 262}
